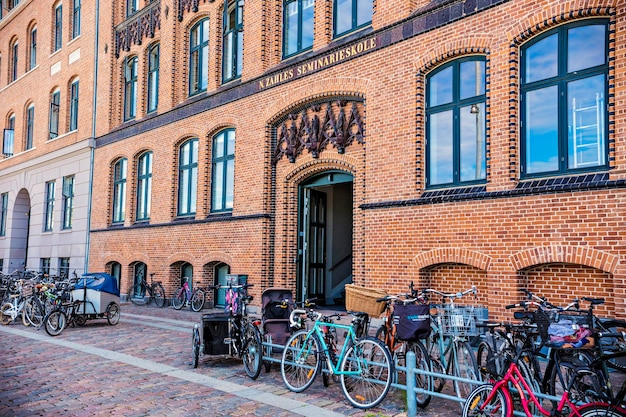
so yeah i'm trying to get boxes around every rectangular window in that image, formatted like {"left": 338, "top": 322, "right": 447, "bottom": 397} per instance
{"left": 112, "top": 159, "right": 127, "bottom": 223}
{"left": 136, "top": 153, "right": 152, "bottom": 221}
{"left": 72, "top": 0, "right": 81, "bottom": 39}
{"left": 222, "top": 0, "right": 243, "bottom": 83}
{"left": 211, "top": 130, "right": 235, "bottom": 212}
{"left": 44, "top": 180, "right": 55, "bottom": 231}
{"left": 62, "top": 175, "right": 74, "bottom": 229}
{"left": 26, "top": 105, "right": 34, "bottom": 150}
{"left": 0, "top": 193, "right": 8, "bottom": 236}
{"left": 127, "top": 0, "right": 139, "bottom": 16}
{"left": 334, "top": 0, "right": 372, "bottom": 38}
{"left": 30, "top": 29, "right": 37, "bottom": 70}
{"left": 54, "top": 5, "right": 63, "bottom": 51}
{"left": 283, "top": 0, "right": 315, "bottom": 58}
{"left": 40, "top": 258, "right": 51, "bottom": 275}
{"left": 50, "top": 91, "right": 60, "bottom": 139}
{"left": 521, "top": 21, "right": 608, "bottom": 177}
{"left": 69, "top": 80, "right": 79, "bottom": 131}
{"left": 124, "top": 57, "right": 137, "bottom": 121}
{"left": 3, "top": 129, "right": 14, "bottom": 157}
{"left": 147, "top": 44, "right": 159, "bottom": 112}
{"left": 178, "top": 139, "right": 198, "bottom": 216}
{"left": 59, "top": 257, "right": 70, "bottom": 278}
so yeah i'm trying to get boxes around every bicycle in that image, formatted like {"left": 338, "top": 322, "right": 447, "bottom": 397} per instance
{"left": 0, "top": 279, "right": 32, "bottom": 326}
{"left": 462, "top": 346, "right": 626, "bottom": 417}
{"left": 280, "top": 304, "right": 393, "bottom": 409}
{"left": 172, "top": 277, "right": 204, "bottom": 312}
{"left": 415, "top": 285, "right": 482, "bottom": 406}
{"left": 129, "top": 273, "right": 166, "bottom": 308}
{"left": 375, "top": 291, "right": 434, "bottom": 408}
{"left": 192, "top": 283, "right": 261, "bottom": 379}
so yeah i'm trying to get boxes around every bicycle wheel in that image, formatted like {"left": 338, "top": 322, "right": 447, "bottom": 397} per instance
{"left": 192, "top": 326, "right": 201, "bottom": 368}
{"left": 129, "top": 285, "right": 148, "bottom": 306}
{"left": 547, "top": 351, "right": 601, "bottom": 405}
{"left": 476, "top": 341, "right": 494, "bottom": 380}
{"left": 153, "top": 284, "right": 166, "bottom": 308}
{"left": 340, "top": 337, "right": 393, "bottom": 409}
{"left": 462, "top": 383, "right": 507, "bottom": 417}
{"left": 427, "top": 331, "right": 447, "bottom": 392}
{"left": 407, "top": 340, "right": 433, "bottom": 408}
{"left": 600, "top": 320, "right": 626, "bottom": 372}
{"left": 281, "top": 330, "right": 321, "bottom": 392}
{"left": 242, "top": 324, "right": 262, "bottom": 380}
{"left": 191, "top": 289, "right": 205, "bottom": 312}
{"left": 24, "top": 297, "right": 45, "bottom": 328}
{"left": 172, "top": 289, "right": 186, "bottom": 310}
{"left": 578, "top": 403, "right": 626, "bottom": 417}
{"left": 0, "top": 303, "right": 13, "bottom": 325}
{"left": 451, "top": 340, "right": 480, "bottom": 403}
{"left": 44, "top": 310, "right": 67, "bottom": 336}
{"left": 106, "top": 302, "right": 120, "bottom": 325}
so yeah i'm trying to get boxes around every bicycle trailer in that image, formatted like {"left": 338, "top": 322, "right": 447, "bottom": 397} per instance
{"left": 71, "top": 273, "right": 120, "bottom": 315}
{"left": 200, "top": 313, "right": 231, "bottom": 355}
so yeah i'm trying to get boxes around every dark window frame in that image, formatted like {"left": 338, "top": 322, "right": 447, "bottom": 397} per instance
{"left": 112, "top": 158, "right": 127, "bottom": 224}
{"left": 69, "top": 79, "right": 79, "bottom": 131}
{"left": 49, "top": 90, "right": 60, "bottom": 139}
{"left": 54, "top": 4, "right": 63, "bottom": 52}
{"left": 211, "top": 129, "right": 235, "bottom": 213}
{"left": 333, "top": 0, "right": 372, "bottom": 39}
{"left": 123, "top": 56, "right": 138, "bottom": 121}
{"left": 62, "top": 175, "right": 74, "bottom": 229}
{"left": 177, "top": 138, "right": 198, "bottom": 217}
{"left": 0, "top": 193, "right": 8, "bottom": 236}
{"left": 25, "top": 105, "right": 34, "bottom": 150}
{"left": 147, "top": 44, "right": 159, "bottom": 113}
{"left": 222, "top": 0, "right": 243, "bottom": 83}
{"left": 44, "top": 180, "right": 55, "bottom": 232}
{"left": 189, "top": 19, "right": 209, "bottom": 96}
{"left": 282, "top": 0, "right": 315, "bottom": 59}
{"left": 136, "top": 151, "right": 152, "bottom": 221}
{"left": 72, "top": 0, "right": 81, "bottom": 39}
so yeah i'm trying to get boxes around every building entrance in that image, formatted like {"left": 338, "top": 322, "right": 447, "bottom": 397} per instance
{"left": 297, "top": 172, "right": 353, "bottom": 305}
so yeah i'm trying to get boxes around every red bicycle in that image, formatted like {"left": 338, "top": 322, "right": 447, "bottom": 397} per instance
{"left": 462, "top": 347, "right": 626, "bottom": 417}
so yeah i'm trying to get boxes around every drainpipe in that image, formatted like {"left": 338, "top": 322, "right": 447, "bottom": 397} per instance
{"left": 85, "top": 0, "right": 100, "bottom": 274}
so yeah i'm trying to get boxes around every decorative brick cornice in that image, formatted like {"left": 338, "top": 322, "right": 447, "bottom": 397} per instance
{"left": 115, "top": 1, "right": 162, "bottom": 58}
{"left": 510, "top": 246, "right": 619, "bottom": 274}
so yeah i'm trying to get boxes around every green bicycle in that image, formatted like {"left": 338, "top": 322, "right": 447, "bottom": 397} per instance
{"left": 280, "top": 305, "right": 393, "bottom": 409}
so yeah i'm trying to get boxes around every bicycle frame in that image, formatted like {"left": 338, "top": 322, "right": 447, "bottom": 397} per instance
{"left": 478, "top": 361, "right": 583, "bottom": 417}
{"left": 296, "top": 320, "right": 362, "bottom": 376}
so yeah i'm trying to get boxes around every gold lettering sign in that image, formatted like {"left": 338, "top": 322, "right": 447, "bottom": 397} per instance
{"left": 258, "top": 37, "right": 377, "bottom": 90}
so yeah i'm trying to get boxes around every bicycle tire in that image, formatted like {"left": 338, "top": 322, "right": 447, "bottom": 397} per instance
{"left": 547, "top": 351, "right": 602, "bottom": 405}
{"left": 281, "top": 330, "right": 321, "bottom": 392}
{"left": 24, "top": 297, "right": 45, "bottom": 328}
{"left": 462, "top": 383, "right": 507, "bottom": 417}
{"left": 340, "top": 336, "right": 393, "bottom": 409}
{"left": 0, "top": 303, "right": 13, "bottom": 325}
{"left": 407, "top": 340, "right": 434, "bottom": 408}
{"left": 153, "top": 284, "right": 166, "bottom": 308}
{"left": 427, "top": 330, "right": 447, "bottom": 392}
{"left": 600, "top": 319, "right": 626, "bottom": 372}
{"left": 129, "top": 285, "right": 148, "bottom": 306}
{"left": 106, "top": 302, "right": 121, "bottom": 325}
{"left": 451, "top": 340, "right": 480, "bottom": 404}
{"left": 44, "top": 310, "right": 67, "bottom": 336}
{"left": 242, "top": 324, "right": 262, "bottom": 379}
{"left": 476, "top": 341, "right": 494, "bottom": 380}
{"left": 172, "top": 289, "right": 186, "bottom": 310}
{"left": 191, "top": 289, "right": 205, "bottom": 312}
{"left": 578, "top": 403, "right": 626, "bottom": 417}
{"left": 192, "top": 326, "right": 201, "bottom": 368}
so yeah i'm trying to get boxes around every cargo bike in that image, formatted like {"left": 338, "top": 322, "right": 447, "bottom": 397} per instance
{"left": 43, "top": 272, "right": 121, "bottom": 336}
{"left": 191, "top": 280, "right": 262, "bottom": 379}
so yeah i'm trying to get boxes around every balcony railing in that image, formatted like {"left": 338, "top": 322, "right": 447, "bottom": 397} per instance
{"left": 115, "top": 0, "right": 161, "bottom": 58}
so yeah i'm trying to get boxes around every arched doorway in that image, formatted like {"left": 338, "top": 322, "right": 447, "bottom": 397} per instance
{"left": 298, "top": 171, "right": 353, "bottom": 305}
{"left": 8, "top": 189, "right": 30, "bottom": 271}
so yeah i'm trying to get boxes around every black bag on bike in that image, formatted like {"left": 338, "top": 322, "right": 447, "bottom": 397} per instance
{"left": 393, "top": 304, "right": 431, "bottom": 341}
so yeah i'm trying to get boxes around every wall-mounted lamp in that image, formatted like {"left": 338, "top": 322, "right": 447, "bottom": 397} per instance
{"left": 470, "top": 104, "right": 480, "bottom": 114}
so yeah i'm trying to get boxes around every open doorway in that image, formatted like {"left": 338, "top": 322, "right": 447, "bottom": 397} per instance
{"left": 297, "top": 171, "right": 353, "bottom": 305}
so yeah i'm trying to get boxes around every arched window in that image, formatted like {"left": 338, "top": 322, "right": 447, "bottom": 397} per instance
{"left": 72, "top": 0, "right": 81, "bottom": 39}
{"left": 136, "top": 151, "right": 152, "bottom": 221}
{"left": 426, "top": 57, "right": 486, "bottom": 187}
{"left": 189, "top": 19, "right": 209, "bottom": 95}
{"left": 25, "top": 104, "right": 34, "bottom": 150}
{"left": 178, "top": 139, "right": 198, "bottom": 216}
{"left": 181, "top": 262, "right": 193, "bottom": 289}
{"left": 108, "top": 261, "right": 122, "bottom": 291}
{"left": 54, "top": 3, "right": 63, "bottom": 52}
{"left": 283, "top": 0, "right": 315, "bottom": 58}
{"left": 222, "top": 0, "right": 243, "bottom": 83}
{"left": 112, "top": 158, "right": 127, "bottom": 224}
{"left": 3, "top": 113, "right": 15, "bottom": 157}
{"left": 521, "top": 20, "right": 608, "bottom": 177}
{"left": 29, "top": 27, "right": 37, "bottom": 70}
{"left": 49, "top": 89, "right": 61, "bottom": 139}
{"left": 147, "top": 44, "right": 159, "bottom": 113}
{"left": 10, "top": 39, "right": 18, "bottom": 82}
{"left": 69, "top": 78, "right": 79, "bottom": 131}
{"left": 131, "top": 262, "right": 147, "bottom": 298}
{"left": 123, "top": 56, "right": 138, "bottom": 121}
{"left": 211, "top": 129, "right": 235, "bottom": 212}
{"left": 214, "top": 263, "right": 230, "bottom": 307}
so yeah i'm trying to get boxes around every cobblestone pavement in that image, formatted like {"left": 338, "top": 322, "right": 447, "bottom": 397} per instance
{"left": 12, "top": 303, "right": 625, "bottom": 417}
{"left": 0, "top": 303, "right": 468, "bottom": 417}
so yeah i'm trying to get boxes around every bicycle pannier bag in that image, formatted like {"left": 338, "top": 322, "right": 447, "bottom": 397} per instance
{"left": 393, "top": 304, "right": 431, "bottom": 341}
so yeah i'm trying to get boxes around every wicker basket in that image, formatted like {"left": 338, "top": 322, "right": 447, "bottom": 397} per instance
{"left": 345, "top": 284, "right": 387, "bottom": 317}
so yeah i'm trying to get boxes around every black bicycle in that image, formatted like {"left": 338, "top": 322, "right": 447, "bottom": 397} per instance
{"left": 129, "top": 273, "right": 166, "bottom": 308}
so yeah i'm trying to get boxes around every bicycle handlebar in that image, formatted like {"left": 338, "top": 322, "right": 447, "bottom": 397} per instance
{"left": 420, "top": 285, "right": 477, "bottom": 301}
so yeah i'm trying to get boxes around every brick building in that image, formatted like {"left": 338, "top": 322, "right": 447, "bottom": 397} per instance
{"left": 11, "top": 0, "right": 622, "bottom": 319}
{"left": 0, "top": 0, "right": 100, "bottom": 277}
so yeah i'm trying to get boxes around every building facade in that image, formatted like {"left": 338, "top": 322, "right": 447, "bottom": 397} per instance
{"left": 0, "top": 0, "right": 99, "bottom": 277}
{"left": 74, "top": 0, "right": 626, "bottom": 319}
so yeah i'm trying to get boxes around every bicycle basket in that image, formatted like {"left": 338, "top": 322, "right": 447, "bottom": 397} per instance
{"left": 393, "top": 304, "right": 431, "bottom": 341}
{"left": 438, "top": 304, "right": 480, "bottom": 336}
